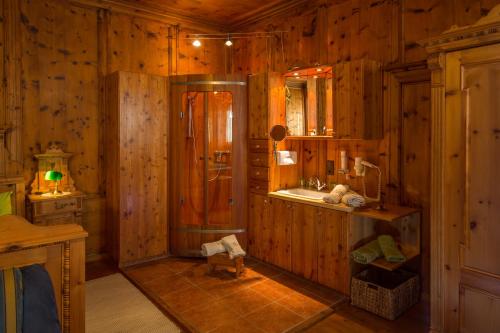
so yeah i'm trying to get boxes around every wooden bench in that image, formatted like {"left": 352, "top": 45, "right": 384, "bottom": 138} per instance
{"left": 207, "top": 253, "right": 244, "bottom": 278}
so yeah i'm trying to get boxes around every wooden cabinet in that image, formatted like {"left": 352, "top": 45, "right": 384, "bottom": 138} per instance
{"left": 105, "top": 71, "right": 168, "bottom": 267}
{"left": 26, "top": 192, "right": 85, "bottom": 226}
{"left": 317, "top": 209, "right": 349, "bottom": 294}
{"left": 270, "top": 198, "right": 292, "bottom": 271}
{"left": 248, "top": 73, "right": 285, "bottom": 139}
{"left": 291, "top": 203, "right": 318, "bottom": 280}
{"left": 333, "top": 59, "right": 382, "bottom": 139}
{"left": 248, "top": 193, "right": 271, "bottom": 261}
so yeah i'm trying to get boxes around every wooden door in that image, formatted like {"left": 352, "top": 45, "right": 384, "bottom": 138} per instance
{"left": 317, "top": 208, "right": 349, "bottom": 294}
{"left": 291, "top": 203, "right": 318, "bottom": 280}
{"left": 443, "top": 44, "right": 500, "bottom": 332}
{"left": 270, "top": 198, "right": 292, "bottom": 270}
{"left": 248, "top": 193, "right": 271, "bottom": 261}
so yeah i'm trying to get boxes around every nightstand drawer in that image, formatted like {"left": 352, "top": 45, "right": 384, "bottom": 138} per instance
{"left": 249, "top": 153, "right": 269, "bottom": 167}
{"left": 249, "top": 167, "right": 269, "bottom": 181}
{"left": 34, "top": 197, "right": 80, "bottom": 217}
{"left": 33, "top": 212, "right": 81, "bottom": 226}
{"left": 249, "top": 139, "right": 269, "bottom": 153}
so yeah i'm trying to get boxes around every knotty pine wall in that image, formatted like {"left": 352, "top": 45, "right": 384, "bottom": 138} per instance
{"left": 0, "top": 0, "right": 229, "bottom": 260}
{"left": 231, "top": 0, "right": 499, "bottom": 297}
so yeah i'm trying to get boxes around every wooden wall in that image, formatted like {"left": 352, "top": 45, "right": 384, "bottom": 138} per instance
{"left": 231, "top": 0, "right": 499, "bottom": 298}
{"left": 0, "top": 0, "right": 228, "bottom": 260}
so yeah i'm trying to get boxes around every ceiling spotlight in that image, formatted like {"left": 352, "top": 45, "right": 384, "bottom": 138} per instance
{"left": 313, "top": 75, "right": 319, "bottom": 79}
{"left": 316, "top": 68, "right": 322, "bottom": 72}
{"left": 192, "top": 39, "right": 202, "bottom": 47}
{"left": 293, "top": 72, "right": 299, "bottom": 76}
{"left": 225, "top": 39, "right": 233, "bottom": 47}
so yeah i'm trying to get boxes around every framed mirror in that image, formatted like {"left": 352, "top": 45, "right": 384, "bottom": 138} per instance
{"left": 284, "top": 66, "right": 333, "bottom": 137}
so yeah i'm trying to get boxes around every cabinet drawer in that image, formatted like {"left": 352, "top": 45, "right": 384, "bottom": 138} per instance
{"left": 34, "top": 197, "right": 80, "bottom": 217}
{"left": 249, "top": 180, "right": 269, "bottom": 195}
{"left": 249, "top": 139, "right": 269, "bottom": 153}
{"left": 249, "top": 167, "right": 269, "bottom": 181}
{"left": 33, "top": 212, "right": 79, "bottom": 226}
{"left": 249, "top": 153, "right": 270, "bottom": 167}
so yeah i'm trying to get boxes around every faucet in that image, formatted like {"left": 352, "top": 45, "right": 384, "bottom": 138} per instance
{"left": 308, "top": 176, "right": 327, "bottom": 191}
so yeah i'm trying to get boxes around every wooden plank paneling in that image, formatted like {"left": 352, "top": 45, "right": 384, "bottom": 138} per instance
{"left": 291, "top": 203, "right": 317, "bottom": 280}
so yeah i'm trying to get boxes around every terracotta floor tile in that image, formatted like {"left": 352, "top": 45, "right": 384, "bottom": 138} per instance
{"left": 208, "top": 317, "right": 265, "bottom": 333}
{"left": 243, "top": 302, "right": 304, "bottom": 333}
{"left": 144, "top": 274, "right": 194, "bottom": 296}
{"left": 183, "top": 267, "right": 235, "bottom": 286}
{"left": 277, "top": 290, "right": 331, "bottom": 318}
{"left": 219, "top": 288, "right": 273, "bottom": 316}
{"left": 180, "top": 300, "right": 241, "bottom": 333}
{"left": 199, "top": 279, "right": 247, "bottom": 299}
{"left": 159, "top": 285, "right": 216, "bottom": 314}
{"left": 124, "top": 262, "right": 174, "bottom": 283}
{"left": 251, "top": 278, "right": 295, "bottom": 301}
{"left": 227, "top": 266, "right": 267, "bottom": 288}
{"left": 161, "top": 258, "right": 204, "bottom": 274}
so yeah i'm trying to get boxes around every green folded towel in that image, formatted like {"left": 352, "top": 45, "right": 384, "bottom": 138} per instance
{"left": 378, "top": 235, "right": 406, "bottom": 263}
{"left": 351, "top": 240, "right": 382, "bottom": 264}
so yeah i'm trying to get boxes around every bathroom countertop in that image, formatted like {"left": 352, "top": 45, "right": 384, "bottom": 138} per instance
{"left": 268, "top": 191, "right": 420, "bottom": 221}
{"left": 267, "top": 191, "right": 355, "bottom": 212}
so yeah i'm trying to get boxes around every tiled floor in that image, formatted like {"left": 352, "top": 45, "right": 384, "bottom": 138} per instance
{"left": 123, "top": 257, "right": 346, "bottom": 333}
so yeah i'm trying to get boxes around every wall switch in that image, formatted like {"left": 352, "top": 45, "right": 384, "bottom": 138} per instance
{"left": 327, "top": 160, "right": 335, "bottom": 175}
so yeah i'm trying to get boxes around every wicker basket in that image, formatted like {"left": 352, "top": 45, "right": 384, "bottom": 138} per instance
{"left": 351, "top": 268, "right": 419, "bottom": 320}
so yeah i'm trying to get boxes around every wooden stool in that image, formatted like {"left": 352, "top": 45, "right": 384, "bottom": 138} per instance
{"left": 207, "top": 253, "right": 244, "bottom": 278}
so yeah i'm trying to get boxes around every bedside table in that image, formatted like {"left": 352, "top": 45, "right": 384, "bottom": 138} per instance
{"left": 26, "top": 192, "right": 85, "bottom": 226}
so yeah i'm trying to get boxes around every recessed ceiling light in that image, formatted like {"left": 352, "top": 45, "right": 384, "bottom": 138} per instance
{"left": 316, "top": 68, "right": 322, "bottom": 72}
{"left": 293, "top": 72, "right": 299, "bottom": 76}
{"left": 192, "top": 39, "right": 202, "bottom": 47}
{"left": 313, "top": 75, "right": 319, "bottom": 79}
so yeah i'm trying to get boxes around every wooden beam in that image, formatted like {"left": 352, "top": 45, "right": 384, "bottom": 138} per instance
{"left": 69, "top": 0, "right": 225, "bottom": 32}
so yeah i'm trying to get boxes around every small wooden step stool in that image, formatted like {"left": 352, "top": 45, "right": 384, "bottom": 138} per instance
{"left": 207, "top": 252, "right": 244, "bottom": 278}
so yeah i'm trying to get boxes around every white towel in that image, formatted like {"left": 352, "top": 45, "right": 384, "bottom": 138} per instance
{"left": 341, "top": 191, "right": 366, "bottom": 208}
{"left": 201, "top": 241, "right": 226, "bottom": 257}
{"left": 323, "top": 184, "right": 349, "bottom": 204}
{"left": 221, "top": 234, "right": 246, "bottom": 259}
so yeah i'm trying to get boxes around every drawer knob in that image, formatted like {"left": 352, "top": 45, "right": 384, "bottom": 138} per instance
{"left": 255, "top": 186, "right": 260, "bottom": 189}
{"left": 255, "top": 145, "right": 261, "bottom": 148}
{"left": 256, "top": 172, "right": 260, "bottom": 175}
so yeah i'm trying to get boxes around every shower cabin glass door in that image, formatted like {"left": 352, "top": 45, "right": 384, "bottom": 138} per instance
{"left": 182, "top": 91, "right": 233, "bottom": 228}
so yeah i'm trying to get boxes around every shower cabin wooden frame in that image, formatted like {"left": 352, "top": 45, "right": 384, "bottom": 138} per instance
{"left": 169, "top": 75, "right": 248, "bottom": 257}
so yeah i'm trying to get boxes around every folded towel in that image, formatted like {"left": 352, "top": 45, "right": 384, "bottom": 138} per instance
{"left": 201, "top": 241, "right": 226, "bottom": 257}
{"left": 323, "top": 184, "right": 349, "bottom": 204}
{"left": 341, "top": 191, "right": 366, "bottom": 208}
{"left": 378, "top": 235, "right": 406, "bottom": 263}
{"left": 221, "top": 234, "right": 246, "bottom": 259}
{"left": 351, "top": 240, "right": 382, "bottom": 264}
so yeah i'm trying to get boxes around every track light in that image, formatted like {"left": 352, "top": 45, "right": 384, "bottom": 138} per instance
{"left": 225, "top": 39, "right": 233, "bottom": 47}
{"left": 192, "top": 39, "right": 201, "bottom": 47}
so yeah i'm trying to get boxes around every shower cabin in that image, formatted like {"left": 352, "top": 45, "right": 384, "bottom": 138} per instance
{"left": 169, "top": 75, "right": 247, "bottom": 256}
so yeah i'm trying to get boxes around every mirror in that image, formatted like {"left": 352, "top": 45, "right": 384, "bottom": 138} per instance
{"left": 284, "top": 66, "right": 333, "bottom": 136}
{"left": 270, "top": 125, "right": 287, "bottom": 163}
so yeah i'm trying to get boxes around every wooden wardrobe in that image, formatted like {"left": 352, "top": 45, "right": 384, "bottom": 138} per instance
{"left": 421, "top": 5, "right": 500, "bottom": 332}
{"left": 105, "top": 71, "right": 169, "bottom": 267}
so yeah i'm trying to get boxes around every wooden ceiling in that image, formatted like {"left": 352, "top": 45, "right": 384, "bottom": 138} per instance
{"left": 119, "top": 0, "right": 309, "bottom": 29}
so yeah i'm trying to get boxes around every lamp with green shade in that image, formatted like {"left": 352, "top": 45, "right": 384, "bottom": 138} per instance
{"left": 44, "top": 170, "right": 63, "bottom": 196}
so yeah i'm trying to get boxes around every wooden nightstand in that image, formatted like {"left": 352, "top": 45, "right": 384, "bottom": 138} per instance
{"left": 26, "top": 192, "right": 85, "bottom": 226}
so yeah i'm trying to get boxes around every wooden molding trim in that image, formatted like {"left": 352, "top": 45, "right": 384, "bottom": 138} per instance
{"left": 69, "top": 0, "right": 224, "bottom": 32}
{"left": 230, "top": 0, "right": 310, "bottom": 30}
{"left": 419, "top": 4, "right": 500, "bottom": 54}
{"left": 427, "top": 52, "right": 446, "bottom": 333}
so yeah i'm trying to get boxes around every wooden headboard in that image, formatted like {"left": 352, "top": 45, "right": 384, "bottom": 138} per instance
{"left": 0, "top": 176, "right": 25, "bottom": 216}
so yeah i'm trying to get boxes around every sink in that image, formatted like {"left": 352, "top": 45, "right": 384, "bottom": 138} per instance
{"left": 276, "top": 188, "right": 326, "bottom": 200}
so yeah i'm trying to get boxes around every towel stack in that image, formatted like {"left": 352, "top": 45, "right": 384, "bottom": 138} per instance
{"left": 322, "top": 185, "right": 366, "bottom": 208}
{"left": 201, "top": 234, "right": 246, "bottom": 259}
{"left": 351, "top": 235, "right": 406, "bottom": 264}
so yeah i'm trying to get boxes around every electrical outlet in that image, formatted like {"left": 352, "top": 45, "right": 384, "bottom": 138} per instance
{"left": 327, "top": 160, "right": 335, "bottom": 175}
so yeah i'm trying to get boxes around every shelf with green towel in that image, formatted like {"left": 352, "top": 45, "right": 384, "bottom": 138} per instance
{"left": 369, "top": 244, "right": 419, "bottom": 271}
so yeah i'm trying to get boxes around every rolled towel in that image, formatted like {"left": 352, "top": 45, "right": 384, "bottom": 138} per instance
{"left": 221, "top": 234, "right": 246, "bottom": 259}
{"left": 323, "top": 184, "right": 349, "bottom": 204}
{"left": 378, "top": 235, "right": 406, "bottom": 263}
{"left": 341, "top": 191, "right": 366, "bottom": 208}
{"left": 201, "top": 241, "right": 226, "bottom": 257}
{"left": 351, "top": 240, "right": 382, "bottom": 264}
